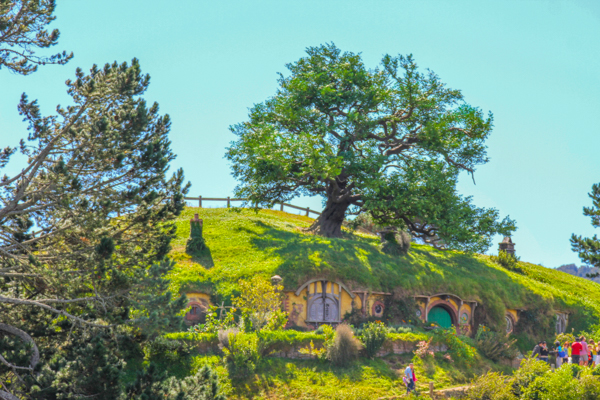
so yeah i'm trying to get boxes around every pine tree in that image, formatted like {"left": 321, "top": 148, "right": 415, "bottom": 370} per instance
{"left": 571, "top": 183, "right": 600, "bottom": 268}
{"left": 0, "top": 0, "right": 73, "bottom": 74}
{"left": 0, "top": 60, "right": 190, "bottom": 398}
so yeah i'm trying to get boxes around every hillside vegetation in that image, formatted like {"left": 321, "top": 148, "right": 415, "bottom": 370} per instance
{"left": 169, "top": 207, "right": 600, "bottom": 338}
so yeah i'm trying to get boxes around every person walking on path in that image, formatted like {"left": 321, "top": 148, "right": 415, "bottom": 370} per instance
{"left": 572, "top": 338, "right": 583, "bottom": 365}
{"left": 564, "top": 341, "right": 571, "bottom": 364}
{"left": 589, "top": 340, "right": 596, "bottom": 366}
{"left": 581, "top": 336, "right": 589, "bottom": 366}
{"left": 404, "top": 363, "right": 417, "bottom": 395}
{"left": 595, "top": 342, "right": 600, "bottom": 367}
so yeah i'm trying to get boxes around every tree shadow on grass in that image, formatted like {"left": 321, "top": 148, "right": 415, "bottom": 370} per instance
{"left": 241, "top": 221, "right": 526, "bottom": 303}
{"left": 186, "top": 245, "right": 214, "bottom": 269}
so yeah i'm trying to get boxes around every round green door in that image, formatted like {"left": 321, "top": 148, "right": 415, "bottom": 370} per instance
{"left": 428, "top": 306, "right": 452, "bottom": 328}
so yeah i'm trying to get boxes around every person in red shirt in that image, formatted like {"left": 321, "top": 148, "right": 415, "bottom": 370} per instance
{"left": 572, "top": 338, "right": 583, "bottom": 364}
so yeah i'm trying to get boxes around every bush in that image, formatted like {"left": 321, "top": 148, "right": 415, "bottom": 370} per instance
{"left": 327, "top": 324, "right": 363, "bottom": 367}
{"left": 467, "top": 371, "right": 516, "bottom": 400}
{"left": 512, "top": 358, "right": 550, "bottom": 397}
{"left": 490, "top": 250, "right": 522, "bottom": 273}
{"left": 475, "top": 325, "right": 518, "bottom": 362}
{"left": 359, "top": 321, "right": 387, "bottom": 358}
{"left": 220, "top": 331, "right": 259, "bottom": 380}
{"left": 381, "top": 230, "right": 411, "bottom": 255}
{"left": 145, "top": 336, "right": 192, "bottom": 364}
{"left": 162, "top": 365, "right": 226, "bottom": 400}
{"left": 433, "top": 327, "right": 476, "bottom": 363}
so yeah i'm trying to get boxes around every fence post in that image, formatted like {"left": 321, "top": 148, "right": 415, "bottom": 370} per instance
{"left": 306, "top": 207, "right": 309, "bottom": 217}
{"left": 227, "top": 196, "right": 231, "bottom": 208}
{"left": 199, "top": 196, "right": 202, "bottom": 208}
{"left": 429, "top": 382, "right": 434, "bottom": 397}
{"left": 280, "top": 202, "right": 284, "bottom": 211}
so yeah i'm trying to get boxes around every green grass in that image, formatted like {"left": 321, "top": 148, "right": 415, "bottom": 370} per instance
{"left": 169, "top": 207, "right": 600, "bottom": 333}
{"left": 187, "top": 351, "right": 510, "bottom": 400}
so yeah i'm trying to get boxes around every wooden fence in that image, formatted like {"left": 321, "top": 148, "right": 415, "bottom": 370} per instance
{"left": 183, "top": 196, "right": 322, "bottom": 218}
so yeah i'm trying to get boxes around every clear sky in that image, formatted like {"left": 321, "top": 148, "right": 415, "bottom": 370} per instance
{"left": 1, "top": 0, "right": 599, "bottom": 268}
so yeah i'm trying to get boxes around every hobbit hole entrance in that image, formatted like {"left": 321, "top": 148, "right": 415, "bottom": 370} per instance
{"left": 428, "top": 305, "right": 453, "bottom": 328}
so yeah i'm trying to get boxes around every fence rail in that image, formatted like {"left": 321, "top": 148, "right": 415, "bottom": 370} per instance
{"left": 183, "top": 196, "right": 322, "bottom": 218}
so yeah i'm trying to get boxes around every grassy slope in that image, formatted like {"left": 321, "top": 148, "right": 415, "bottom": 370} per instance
{"left": 166, "top": 207, "right": 600, "bottom": 399}
{"left": 169, "top": 207, "right": 600, "bottom": 330}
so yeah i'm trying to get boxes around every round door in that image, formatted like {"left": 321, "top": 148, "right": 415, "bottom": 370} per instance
{"left": 428, "top": 306, "right": 452, "bottom": 328}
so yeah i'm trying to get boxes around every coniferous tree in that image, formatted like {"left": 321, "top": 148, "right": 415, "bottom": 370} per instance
{"left": 571, "top": 183, "right": 600, "bottom": 268}
{"left": 0, "top": 60, "right": 191, "bottom": 398}
{"left": 0, "top": 0, "right": 73, "bottom": 74}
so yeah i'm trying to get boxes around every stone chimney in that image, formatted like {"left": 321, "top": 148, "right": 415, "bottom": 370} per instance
{"left": 499, "top": 237, "right": 515, "bottom": 256}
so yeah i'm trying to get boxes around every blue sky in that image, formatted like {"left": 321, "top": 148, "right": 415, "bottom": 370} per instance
{"left": 1, "top": 0, "right": 599, "bottom": 268}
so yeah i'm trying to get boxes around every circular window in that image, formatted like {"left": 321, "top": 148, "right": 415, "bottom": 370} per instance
{"left": 460, "top": 312, "right": 469, "bottom": 324}
{"left": 416, "top": 309, "right": 422, "bottom": 317}
{"left": 371, "top": 301, "right": 385, "bottom": 317}
{"left": 505, "top": 315, "right": 513, "bottom": 333}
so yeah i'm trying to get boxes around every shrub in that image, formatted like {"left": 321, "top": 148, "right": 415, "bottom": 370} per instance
{"left": 327, "top": 324, "right": 363, "bottom": 367}
{"left": 434, "top": 326, "right": 476, "bottom": 362}
{"left": 512, "top": 357, "right": 550, "bottom": 397}
{"left": 490, "top": 250, "right": 522, "bottom": 273}
{"left": 232, "top": 276, "right": 287, "bottom": 331}
{"left": 220, "top": 331, "right": 259, "bottom": 380}
{"left": 415, "top": 338, "right": 434, "bottom": 358}
{"left": 520, "top": 366, "right": 578, "bottom": 400}
{"left": 162, "top": 365, "right": 226, "bottom": 400}
{"left": 381, "top": 230, "right": 411, "bottom": 255}
{"left": 217, "top": 328, "right": 239, "bottom": 350}
{"left": 467, "top": 371, "right": 516, "bottom": 400}
{"left": 360, "top": 321, "right": 388, "bottom": 358}
{"left": 145, "top": 336, "right": 192, "bottom": 364}
{"left": 474, "top": 325, "right": 518, "bottom": 362}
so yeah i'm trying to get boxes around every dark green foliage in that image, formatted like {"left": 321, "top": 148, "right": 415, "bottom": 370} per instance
{"left": 0, "top": 59, "right": 190, "bottom": 397}
{"left": 0, "top": 0, "right": 73, "bottom": 74}
{"left": 359, "top": 321, "right": 387, "bottom": 359}
{"left": 474, "top": 325, "right": 517, "bottom": 362}
{"left": 381, "top": 230, "right": 411, "bottom": 255}
{"left": 221, "top": 331, "right": 260, "bottom": 380}
{"left": 490, "top": 250, "right": 522, "bottom": 273}
{"left": 571, "top": 183, "right": 600, "bottom": 268}
{"left": 382, "top": 295, "right": 421, "bottom": 326}
{"left": 161, "top": 366, "right": 226, "bottom": 400}
{"left": 226, "top": 43, "right": 515, "bottom": 250}
{"left": 186, "top": 219, "right": 205, "bottom": 254}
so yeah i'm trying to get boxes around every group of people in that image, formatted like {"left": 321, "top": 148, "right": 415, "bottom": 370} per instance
{"left": 531, "top": 336, "right": 600, "bottom": 367}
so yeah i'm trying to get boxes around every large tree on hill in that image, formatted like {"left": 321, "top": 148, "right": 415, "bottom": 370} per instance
{"left": 571, "top": 183, "right": 600, "bottom": 268}
{"left": 0, "top": 59, "right": 191, "bottom": 398}
{"left": 226, "top": 43, "right": 515, "bottom": 252}
{"left": 1, "top": 0, "right": 73, "bottom": 74}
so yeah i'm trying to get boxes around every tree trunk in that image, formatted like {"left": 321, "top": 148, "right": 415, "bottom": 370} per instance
{"left": 308, "top": 199, "right": 350, "bottom": 238}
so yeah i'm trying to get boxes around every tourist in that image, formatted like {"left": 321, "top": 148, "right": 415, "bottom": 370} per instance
{"left": 564, "top": 341, "right": 571, "bottom": 364}
{"left": 531, "top": 341, "right": 542, "bottom": 359}
{"left": 581, "top": 336, "right": 589, "bottom": 366}
{"left": 589, "top": 339, "right": 596, "bottom": 366}
{"left": 539, "top": 341, "right": 549, "bottom": 364}
{"left": 404, "top": 363, "right": 417, "bottom": 395}
{"left": 555, "top": 341, "right": 565, "bottom": 368}
{"left": 596, "top": 342, "right": 600, "bottom": 367}
{"left": 572, "top": 337, "right": 582, "bottom": 365}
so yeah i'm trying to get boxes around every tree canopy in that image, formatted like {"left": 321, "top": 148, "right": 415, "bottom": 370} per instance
{"left": 0, "top": 0, "right": 73, "bottom": 74}
{"left": 0, "top": 59, "right": 194, "bottom": 398}
{"left": 226, "top": 43, "right": 515, "bottom": 252}
{"left": 571, "top": 183, "right": 600, "bottom": 268}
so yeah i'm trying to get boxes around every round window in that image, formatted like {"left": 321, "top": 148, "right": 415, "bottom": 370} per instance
{"left": 416, "top": 309, "right": 422, "bottom": 317}
{"left": 460, "top": 312, "right": 469, "bottom": 324}
{"left": 371, "top": 301, "right": 385, "bottom": 317}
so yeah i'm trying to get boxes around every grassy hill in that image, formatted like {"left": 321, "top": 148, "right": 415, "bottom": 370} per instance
{"left": 169, "top": 207, "right": 600, "bottom": 336}
{"left": 163, "top": 207, "right": 600, "bottom": 399}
